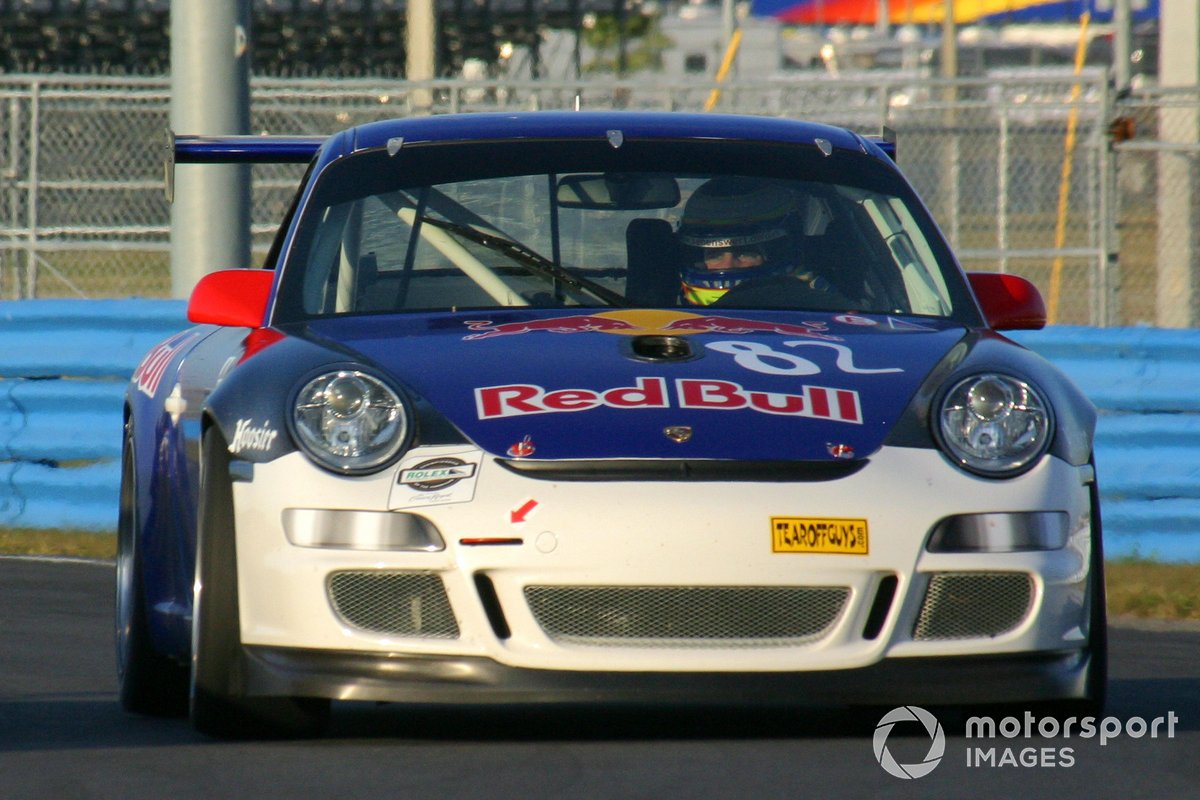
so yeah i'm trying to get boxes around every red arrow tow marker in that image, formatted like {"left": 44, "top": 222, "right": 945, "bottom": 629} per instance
{"left": 510, "top": 498, "right": 538, "bottom": 524}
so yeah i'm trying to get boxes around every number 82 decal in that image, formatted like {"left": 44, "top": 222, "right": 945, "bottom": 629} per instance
{"left": 704, "top": 340, "right": 904, "bottom": 377}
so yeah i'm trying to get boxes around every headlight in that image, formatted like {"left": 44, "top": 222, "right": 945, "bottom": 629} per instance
{"left": 292, "top": 370, "right": 409, "bottom": 474}
{"left": 936, "top": 373, "right": 1052, "bottom": 476}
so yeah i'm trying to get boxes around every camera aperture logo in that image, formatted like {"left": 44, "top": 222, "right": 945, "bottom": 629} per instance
{"left": 874, "top": 706, "right": 1180, "bottom": 778}
{"left": 873, "top": 706, "right": 945, "bottom": 779}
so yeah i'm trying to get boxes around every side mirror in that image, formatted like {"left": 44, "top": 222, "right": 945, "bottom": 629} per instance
{"left": 968, "top": 272, "right": 1047, "bottom": 331}
{"left": 187, "top": 269, "right": 274, "bottom": 328}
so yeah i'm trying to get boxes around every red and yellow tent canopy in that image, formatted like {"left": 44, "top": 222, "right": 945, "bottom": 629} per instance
{"left": 750, "top": 0, "right": 1159, "bottom": 26}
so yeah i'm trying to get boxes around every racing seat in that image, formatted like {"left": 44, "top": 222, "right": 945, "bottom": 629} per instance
{"left": 625, "top": 218, "right": 681, "bottom": 307}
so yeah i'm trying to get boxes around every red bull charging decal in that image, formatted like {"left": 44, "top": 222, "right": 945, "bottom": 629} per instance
{"left": 463, "top": 310, "right": 840, "bottom": 341}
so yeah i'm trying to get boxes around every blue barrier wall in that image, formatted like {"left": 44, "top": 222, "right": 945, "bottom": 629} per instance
{"left": 1, "top": 300, "right": 1197, "bottom": 562}
{"left": 1010, "top": 327, "right": 1200, "bottom": 564}
{"left": 0, "top": 300, "right": 187, "bottom": 531}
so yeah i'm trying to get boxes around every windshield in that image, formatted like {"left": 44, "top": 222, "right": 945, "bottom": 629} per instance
{"left": 274, "top": 139, "right": 969, "bottom": 322}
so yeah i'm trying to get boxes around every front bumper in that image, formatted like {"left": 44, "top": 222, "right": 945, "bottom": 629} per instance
{"left": 229, "top": 444, "right": 1097, "bottom": 702}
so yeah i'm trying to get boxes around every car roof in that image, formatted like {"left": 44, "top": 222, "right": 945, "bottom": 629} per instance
{"left": 331, "top": 111, "right": 881, "bottom": 160}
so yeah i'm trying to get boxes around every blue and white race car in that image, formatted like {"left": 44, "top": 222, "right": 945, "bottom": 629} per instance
{"left": 117, "top": 111, "right": 1104, "bottom": 738}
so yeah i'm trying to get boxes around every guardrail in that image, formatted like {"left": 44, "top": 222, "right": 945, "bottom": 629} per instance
{"left": 0, "top": 300, "right": 1196, "bottom": 562}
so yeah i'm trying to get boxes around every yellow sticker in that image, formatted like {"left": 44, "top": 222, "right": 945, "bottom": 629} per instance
{"left": 771, "top": 517, "right": 869, "bottom": 554}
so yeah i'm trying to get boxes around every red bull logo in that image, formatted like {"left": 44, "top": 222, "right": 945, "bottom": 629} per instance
{"left": 475, "top": 376, "right": 862, "bottom": 424}
{"left": 133, "top": 332, "right": 199, "bottom": 398}
{"left": 463, "top": 310, "right": 841, "bottom": 341}
{"left": 464, "top": 314, "right": 641, "bottom": 339}
{"left": 660, "top": 315, "right": 839, "bottom": 341}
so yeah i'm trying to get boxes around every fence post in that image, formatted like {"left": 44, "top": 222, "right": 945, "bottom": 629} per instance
{"left": 24, "top": 79, "right": 39, "bottom": 300}
{"left": 998, "top": 106, "right": 1009, "bottom": 275}
{"left": 1097, "top": 78, "right": 1117, "bottom": 328}
{"left": 4, "top": 91, "right": 19, "bottom": 299}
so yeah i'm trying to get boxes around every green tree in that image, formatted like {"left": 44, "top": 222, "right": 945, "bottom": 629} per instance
{"left": 582, "top": 11, "right": 671, "bottom": 75}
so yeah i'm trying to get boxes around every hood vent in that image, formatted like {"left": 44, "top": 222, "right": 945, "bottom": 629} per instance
{"left": 628, "top": 335, "right": 694, "bottom": 362}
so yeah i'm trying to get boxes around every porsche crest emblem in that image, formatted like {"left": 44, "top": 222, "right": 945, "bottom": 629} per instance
{"left": 664, "top": 426, "right": 693, "bottom": 443}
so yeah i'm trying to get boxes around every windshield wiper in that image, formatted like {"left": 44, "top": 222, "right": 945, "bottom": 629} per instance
{"left": 418, "top": 216, "right": 631, "bottom": 307}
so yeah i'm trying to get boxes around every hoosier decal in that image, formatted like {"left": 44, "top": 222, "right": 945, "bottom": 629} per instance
{"left": 474, "top": 377, "right": 862, "bottom": 424}
{"left": 230, "top": 418, "right": 279, "bottom": 453}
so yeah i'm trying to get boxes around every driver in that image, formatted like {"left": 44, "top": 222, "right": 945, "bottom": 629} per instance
{"left": 676, "top": 177, "right": 805, "bottom": 306}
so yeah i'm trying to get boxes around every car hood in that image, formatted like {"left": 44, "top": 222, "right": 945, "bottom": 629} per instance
{"left": 302, "top": 309, "right": 967, "bottom": 462}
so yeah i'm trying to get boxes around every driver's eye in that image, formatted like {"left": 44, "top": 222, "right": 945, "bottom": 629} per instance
{"left": 703, "top": 247, "right": 763, "bottom": 264}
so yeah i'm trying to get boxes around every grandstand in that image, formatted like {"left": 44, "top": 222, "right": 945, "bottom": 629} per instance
{"left": 0, "top": 0, "right": 625, "bottom": 77}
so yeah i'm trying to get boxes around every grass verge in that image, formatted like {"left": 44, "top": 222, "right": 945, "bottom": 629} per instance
{"left": 1105, "top": 559, "right": 1200, "bottom": 622}
{"left": 0, "top": 528, "right": 116, "bottom": 560}
{"left": 0, "top": 530, "right": 1196, "bottom": 622}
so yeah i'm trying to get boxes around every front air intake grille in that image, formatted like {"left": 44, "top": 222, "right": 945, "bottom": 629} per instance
{"left": 524, "top": 585, "right": 849, "bottom": 648}
{"left": 327, "top": 570, "right": 459, "bottom": 638}
{"left": 913, "top": 572, "right": 1034, "bottom": 641}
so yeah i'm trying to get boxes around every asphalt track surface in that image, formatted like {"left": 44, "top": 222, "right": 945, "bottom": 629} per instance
{"left": 2, "top": 557, "right": 1198, "bottom": 800}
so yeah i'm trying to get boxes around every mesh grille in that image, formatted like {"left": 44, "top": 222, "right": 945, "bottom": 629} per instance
{"left": 913, "top": 573, "right": 1034, "bottom": 641}
{"left": 327, "top": 571, "right": 458, "bottom": 638}
{"left": 525, "top": 585, "right": 849, "bottom": 648}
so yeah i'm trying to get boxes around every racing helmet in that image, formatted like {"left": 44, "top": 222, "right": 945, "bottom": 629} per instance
{"left": 676, "top": 178, "right": 801, "bottom": 306}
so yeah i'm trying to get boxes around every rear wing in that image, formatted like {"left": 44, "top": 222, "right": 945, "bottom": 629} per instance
{"left": 164, "top": 130, "right": 326, "bottom": 202}
{"left": 864, "top": 126, "right": 897, "bottom": 162}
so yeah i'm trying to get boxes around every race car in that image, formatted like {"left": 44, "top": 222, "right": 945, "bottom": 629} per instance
{"left": 116, "top": 111, "right": 1105, "bottom": 738}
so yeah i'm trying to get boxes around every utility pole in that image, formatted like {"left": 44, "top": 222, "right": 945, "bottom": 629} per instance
{"left": 722, "top": 0, "right": 736, "bottom": 58}
{"left": 939, "top": 0, "right": 960, "bottom": 246}
{"left": 940, "top": 0, "right": 956, "bottom": 85}
{"left": 169, "top": 0, "right": 251, "bottom": 299}
{"left": 1113, "top": 0, "right": 1131, "bottom": 92}
{"left": 407, "top": 0, "right": 437, "bottom": 110}
{"left": 1156, "top": 0, "right": 1200, "bottom": 327}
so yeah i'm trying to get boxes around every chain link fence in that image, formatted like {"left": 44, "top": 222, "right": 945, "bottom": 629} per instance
{"left": 0, "top": 71, "right": 1194, "bottom": 327}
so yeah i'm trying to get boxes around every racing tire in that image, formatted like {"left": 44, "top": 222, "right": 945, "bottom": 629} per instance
{"left": 1063, "top": 470, "right": 1109, "bottom": 717}
{"left": 116, "top": 427, "right": 188, "bottom": 717}
{"left": 190, "top": 427, "right": 331, "bottom": 739}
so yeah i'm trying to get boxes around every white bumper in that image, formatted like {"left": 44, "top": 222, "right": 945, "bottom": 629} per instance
{"left": 230, "top": 444, "right": 1094, "bottom": 679}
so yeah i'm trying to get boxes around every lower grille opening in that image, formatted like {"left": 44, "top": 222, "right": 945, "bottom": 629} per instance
{"left": 525, "top": 585, "right": 849, "bottom": 648}
{"left": 327, "top": 570, "right": 459, "bottom": 638}
{"left": 473, "top": 572, "right": 511, "bottom": 640}
{"left": 861, "top": 574, "right": 898, "bottom": 640}
{"left": 913, "top": 572, "right": 1034, "bottom": 641}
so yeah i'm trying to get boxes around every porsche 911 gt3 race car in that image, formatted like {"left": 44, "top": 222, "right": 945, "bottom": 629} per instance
{"left": 116, "top": 111, "right": 1105, "bottom": 738}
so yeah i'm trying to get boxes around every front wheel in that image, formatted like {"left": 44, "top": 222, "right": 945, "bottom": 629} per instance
{"left": 1020, "top": 470, "right": 1108, "bottom": 720}
{"left": 1071, "top": 472, "right": 1108, "bottom": 716}
{"left": 116, "top": 426, "right": 188, "bottom": 717}
{"left": 190, "top": 426, "right": 330, "bottom": 739}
